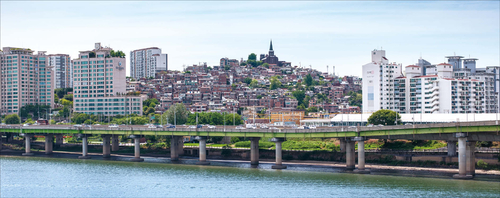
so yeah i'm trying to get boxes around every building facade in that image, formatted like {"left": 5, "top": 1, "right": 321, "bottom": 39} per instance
{"left": 363, "top": 50, "right": 498, "bottom": 114}
{"left": 130, "top": 47, "right": 167, "bottom": 79}
{"left": 0, "top": 47, "right": 55, "bottom": 115}
{"left": 49, "top": 54, "right": 72, "bottom": 88}
{"left": 73, "top": 43, "right": 142, "bottom": 115}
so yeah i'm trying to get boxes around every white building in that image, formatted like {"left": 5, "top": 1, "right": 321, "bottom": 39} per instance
{"left": 72, "top": 43, "right": 142, "bottom": 115}
{"left": 130, "top": 47, "right": 167, "bottom": 79}
{"left": 0, "top": 47, "right": 55, "bottom": 115}
{"left": 49, "top": 54, "right": 72, "bottom": 88}
{"left": 362, "top": 49, "right": 402, "bottom": 113}
{"left": 363, "top": 50, "right": 498, "bottom": 114}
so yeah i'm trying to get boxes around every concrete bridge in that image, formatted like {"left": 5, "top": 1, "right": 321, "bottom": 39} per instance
{"left": 1, "top": 120, "right": 499, "bottom": 179}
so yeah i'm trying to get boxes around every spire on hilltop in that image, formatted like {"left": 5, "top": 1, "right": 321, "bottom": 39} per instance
{"left": 269, "top": 40, "right": 273, "bottom": 51}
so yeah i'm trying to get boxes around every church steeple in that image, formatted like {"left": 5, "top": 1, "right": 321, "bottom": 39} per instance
{"left": 269, "top": 40, "right": 273, "bottom": 51}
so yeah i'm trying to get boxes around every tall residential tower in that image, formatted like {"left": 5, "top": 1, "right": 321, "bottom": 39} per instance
{"left": 130, "top": 47, "right": 168, "bottom": 79}
{"left": 72, "top": 43, "right": 142, "bottom": 115}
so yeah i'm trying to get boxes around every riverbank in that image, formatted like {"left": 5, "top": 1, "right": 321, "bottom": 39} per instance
{"left": 1, "top": 148, "right": 499, "bottom": 182}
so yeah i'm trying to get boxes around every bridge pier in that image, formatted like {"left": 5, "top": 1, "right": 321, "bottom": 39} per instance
{"left": 466, "top": 141, "right": 476, "bottom": 176}
{"left": 249, "top": 137, "right": 260, "bottom": 165}
{"left": 170, "top": 136, "right": 180, "bottom": 161}
{"left": 111, "top": 135, "right": 119, "bottom": 151}
{"left": 195, "top": 136, "right": 210, "bottom": 165}
{"left": 78, "top": 135, "right": 91, "bottom": 159}
{"left": 339, "top": 139, "right": 347, "bottom": 153}
{"left": 55, "top": 134, "right": 64, "bottom": 149}
{"left": 345, "top": 139, "right": 355, "bottom": 171}
{"left": 102, "top": 135, "right": 111, "bottom": 158}
{"left": 44, "top": 134, "right": 53, "bottom": 155}
{"left": 453, "top": 133, "right": 473, "bottom": 179}
{"left": 130, "top": 135, "right": 144, "bottom": 162}
{"left": 353, "top": 137, "right": 370, "bottom": 174}
{"left": 22, "top": 134, "right": 34, "bottom": 156}
{"left": 447, "top": 141, "right": 457, "bottom": 157}
{"left": 271, "top": 138, "right": 286, "bottom": 169}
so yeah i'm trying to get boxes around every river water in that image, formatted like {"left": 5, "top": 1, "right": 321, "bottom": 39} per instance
{"left": 1, "top": 156, "right": 499, "bottom": 197}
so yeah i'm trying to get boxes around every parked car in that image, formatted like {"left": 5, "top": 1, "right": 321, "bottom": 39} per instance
{"left": 297, "top": 126, "right": 305, "bottom": 129}
{"left": 197, "top": 124, "right": 203, "bottom": 128}
{"left": 309, "top": 126, "right": 317, "bottom": 129}
{"left": 74, "top": 124, "right": 83, "bottom": 127}
{"left": 108, "top": 124, "right": 118, "bottom": 128}
{"left": 260, "top": 125, "right": 269, "bottom": 129}
{"left": 23, "top": 123, "right": 30, "bottom": 127}
{"left": 0, "top": 123, "right": 6, "bottom": 126}
{"left": 405, "top": 123, "right": 413, "bottom": 125}
{"left": 208, "top": 125, "right": 216, "bottom": 129}
{"left": 235, "top": 126, "right": 245, "bottom": 129}
{"left": 157, "top": 125, "right": 163, "bottom": 128}
{"left": 188, "top": 126, "right": 197, "bottom": 129}
{"left": 270, "top": 127, "right": 279, "bottom": 130}
{"left": 166, "top": 125, "right": 176, "bottom": 128}
{"left": 94, "top": 124, "right": 101, "bottom": 126}
{"left": 367, "top": 124, "right": 374, "bottom": 127}
{"left": 148, "top": 125, "right": 157, "bottom": 129}
{"left": 348, "top": 126, "right": 357, "bottom": 128}
{"left": 377, "top": 124, "right": 384, "bottom": 127}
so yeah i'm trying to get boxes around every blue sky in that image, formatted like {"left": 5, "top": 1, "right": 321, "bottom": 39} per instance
{"left": 2, "top": 1, "right": 499, "bottom": 76}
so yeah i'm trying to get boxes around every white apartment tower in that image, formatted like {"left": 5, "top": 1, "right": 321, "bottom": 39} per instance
{"left": 49, "top": 54, "right": 72, "bottom": 88}
{"left": 363, "top": 50, "right": 497, "bottom": 114}
{"left": 362, "top": 49, "right": 402, "bottom": 113}
{"left": 0, "top": 47, "right": 55, "bottom": 115}
{"left": 130, "top": 47, "right": 168, "bottom": 79}
{"left": 72, "top": 43, "right": 143, "bottom": 115}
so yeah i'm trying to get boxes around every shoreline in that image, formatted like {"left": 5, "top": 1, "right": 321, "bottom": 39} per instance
{"left": 1, "top": 149, "right": 499, "bottom": 182}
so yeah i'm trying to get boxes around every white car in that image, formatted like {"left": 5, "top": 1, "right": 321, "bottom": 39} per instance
{"left": 23, "top": 123, "right": 30, "bottom": 127}
{"left": 74, "top": 124, "right": 83, "bottom": 127}
{"left": 208, "top": 125, "right": 216, "bottom": 129}
{"left": 309, "top": 126, "right": 317, "bottom": 129}
{"left": 108, "top": 124, "right": 119, "bottom": 128}
{"left": 260, "top": 125, "right": 269, "bottom": 129}
{"left": 148, "top": 125, "right": 157, "bottom": 128}
{"left": 188, "top": 126, "right": 197, "bottom": 129}
{"left": 270, "top": 127, "right": 279, "bottom": 130}
{"left": 235, "top": 126, "right": 245, "bottom": 129}
{"left": 367, "top": 124, "right": 374, "bottom": 127}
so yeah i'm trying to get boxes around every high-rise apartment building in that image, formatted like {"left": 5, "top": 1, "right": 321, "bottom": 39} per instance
{"left": 73, "top": 43, "right": 142, "bottom": 115}
{"left": 49, "top": 54, "right": 72, "bottom": 88}
{"left": 363, "top": 50, "right": 498, "bottom": 114}
{"left": 130, "top": 47, "right": 167, "bottom": 79}
{"left": 0, "top": 47, "right": 55, "bottom": 115}
{"left": 362, "top": 49, "right": 402, "bottom": 113}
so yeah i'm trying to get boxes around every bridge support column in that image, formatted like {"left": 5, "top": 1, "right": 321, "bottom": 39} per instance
{"left": 111, "top": 135, "right": 119, "bottom": 151}
{"left": 249, "top": 137, "right": 260, "bottom": 165}
{"left": 55, "top": 134, "right": 64, "bottom": 149}
{"left": 345, "top": 139, "right": 355, "bottom": 171}
{"left": 102, "top": 135, "right": 111, "bottom": 158}
{"left": 170, "top": 136, "right": 180, "bottom": 161}
{"left": 466, "top": 141, "right": 476, "bottom": 176}
{"left": 453, "top": 133, "right": 472, "bottom": 179}
{"left": 44, "top": 134, "right": 53, "bottom": 155}
{"left": 22, "top": 134, "right": 34, "bottom": 156}
{"left": 353, "top": 137, "right": 370, "bottom": 174}
{"left": 195, "top": 136, "right": 210, "bottom": 165}
{"left": 271, "top": 138, "right": 286, "bottom": 169}
{"left": 339, "top": 139, "right": 347, "bottom": 153}
{"left": 130, "top": 135, "right": 144, "bottom": 162}
{"left": 447, "top": 141, "right": 457, "bottom": 157}
{"left": 177, "top": 137, "right": 184, "bottom": 156}
{"left": 78, "top": 135, "right": 91, "bottom": 159}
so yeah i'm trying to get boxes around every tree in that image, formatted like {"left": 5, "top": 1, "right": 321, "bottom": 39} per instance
{"left": 4, "top": 114, "right": 20, "bottom": 124}
{"left": 248, "top": 53, "right": 257, "bottom": 61}
{"left": 243, "top": 77, "right": 252, "bottom": 85}
{"left": 240, "top": 62, "right": 247, "bottom": 66}
{"left": 162, "top": 103, "right": 189, "bottom": 125}
{"left": 306, "top": 106, "right": 318, "bottom": 113}
{"left": 347, "top": 91, "right": 362, "bottom": 108}
{"left": 367, "top": 110, "right": 401, "bottom": 125}
{"left": 270, "top": 76, "right": 282, "bottom": 90}
{"left": 249, "top": 79, "right": 259, "bottom": 88}
{"left": 262, "top": 63, "right": 270, "bottom": 68}
{"left": 305, "top": 74, "right": 313, "bottom": 87}
{"left": 292, "top": 90, "right": 306, "bottom": 106}
{"left": 145, "top": 107, "right": 155, "bottom": 115}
